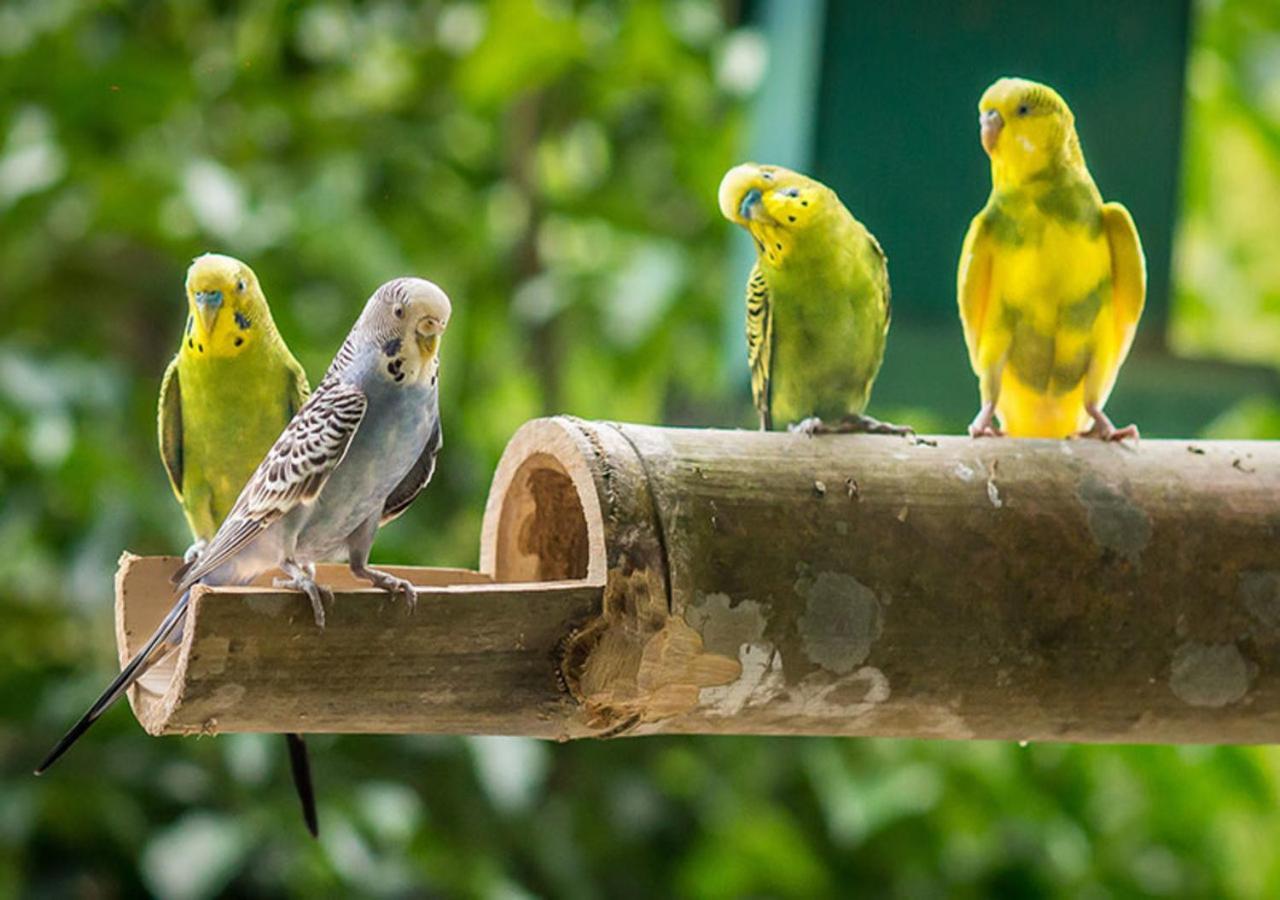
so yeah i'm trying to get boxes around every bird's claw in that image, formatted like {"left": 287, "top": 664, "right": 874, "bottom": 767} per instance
{"left": 787, "top": 415, "right": 913, "bottom": 437}
{"left": 1075, "top": 422, "right": 1140, "bottom": 443}
{"left": 183, "top": 540, "right": 207, "bottom": 564}
{"left": 360, "top": 569, "right": 418, "bottom": 611}
{"left": 1075, "top": 406, "right": 1140, "bottom": 443}
{"left": 968, "top": 404, "right": 1003, "bottom": 438}
{"left": 839, "top": 414, "right": 914, "bottom": 436}
{"left": 273, "top": 576, "right": 333, "bottom": 628}
{"left": 788, "top": 417, "right": 826, "bottom": 437}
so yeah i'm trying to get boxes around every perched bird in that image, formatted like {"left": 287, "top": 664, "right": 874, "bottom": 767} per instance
{"left": 718, "top": 162, "right": 908, "bottom": 435}
{"left": 160, "top": 254, "right": 311, "bottom": 561}
{"left": 36, "top": 278, "right": 451, "bottom": 828}
{"left": 958, "top": 77, "right": 1146, "bottom": 439}
{"left": 157, "top": 253, "right": 319, "bottom": 834}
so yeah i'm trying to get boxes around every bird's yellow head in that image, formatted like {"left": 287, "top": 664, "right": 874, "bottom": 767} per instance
{"left": 978, "top": 77, "right": 1082, "bottom": 186}
{"left": 364, "top": 277, "right": 452, "bottom": 387}
{"left": 183, "top": 253, "right": 273, "bottom": 358}
{"left": 718, "top": 163, "right": 833, "bottom": 267}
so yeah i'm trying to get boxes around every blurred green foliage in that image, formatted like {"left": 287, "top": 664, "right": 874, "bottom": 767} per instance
{"left": 1174, "top": 0, "right": 1280, "bottom": 370}
{"left": 1172, "top": 0, "right": 1280, "bottom": 439}
{"left": 1, "top": 0, "right": 1278, "bottom": 897}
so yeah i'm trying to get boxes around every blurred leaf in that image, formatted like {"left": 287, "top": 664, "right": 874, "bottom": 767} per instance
{"left": 141, "top": 812, "right": 249, "bottom": 900}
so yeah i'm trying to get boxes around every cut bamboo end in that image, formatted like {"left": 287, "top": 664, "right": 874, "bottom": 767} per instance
{"left": 116, "top": 418, "right": 1280, "bottom": 743}
{"left": 479, "top": 416, "right": 611, "bottom": 584}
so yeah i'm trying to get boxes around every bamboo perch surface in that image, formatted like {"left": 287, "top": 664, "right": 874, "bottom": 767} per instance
{"left": 117, "top": 418, "right": 1280, "bottom": 743}
{"left": 117, "top": 556, "right": 597, "bottom": 736}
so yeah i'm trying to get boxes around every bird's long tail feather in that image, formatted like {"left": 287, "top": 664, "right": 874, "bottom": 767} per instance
{"left": 284, "top": 733, "right": 319, "bottom": 837}
{"left": 35, "top": 590, "right": 191, "bottom": 775}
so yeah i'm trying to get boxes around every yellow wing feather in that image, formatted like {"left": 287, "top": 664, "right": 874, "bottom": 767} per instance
{"left": 1101, "top": 202, "right": 1146, "bottom": 366}
{"left": 744, "top": 263, "right": 773, "bottom": 430}
{"left": 957, "top": 214, "right": 994, "bottom": 373}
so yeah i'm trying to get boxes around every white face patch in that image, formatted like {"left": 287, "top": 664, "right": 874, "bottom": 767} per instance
{"left": 1018, "top": 135, "right": 1036, "bottom": 155}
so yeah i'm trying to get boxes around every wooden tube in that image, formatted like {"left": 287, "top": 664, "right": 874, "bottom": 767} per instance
{"left": 117, "top": 418, "right": 1280, "bottom": 743}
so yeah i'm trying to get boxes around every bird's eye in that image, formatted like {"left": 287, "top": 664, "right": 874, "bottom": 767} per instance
{"left": 236, "top": 279, "right": 246, "bottom": 292}
{"left": 761, "top": 171, "right": 773, "bottom": 181}
{"left": 1017, "top": 103, "right": 1031, "bottom": 117}
{"left": 394, "top": 306, "right": 404, "bottom": 319}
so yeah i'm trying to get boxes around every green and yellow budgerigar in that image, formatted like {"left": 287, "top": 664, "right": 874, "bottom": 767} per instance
{"left": 718, "top": 163, "right": 909, "bottom": 435}
{"left": 157, "top": 253, "right": 318, "bottom": 835}
{"left": 160, "top": 254, "right": 310, "bottom": 556}
{"left": 958, "top": 77, "right": 1146, "bottom": 440}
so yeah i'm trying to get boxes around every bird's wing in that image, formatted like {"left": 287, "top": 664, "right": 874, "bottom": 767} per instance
{"left": 172, "top": 380, "right": 368, "bottom": 591}
{"left": 157, "top": 355, "right": 184, "bottom": 502}
{"left": 285, "top": 353, "right": 311, "bottom": 418}
{"left": 866, "top": 230, "right": 893, "bottom": 331}
{"left": 1101, "top": 202, "right": 1146, "bottom": 366}
{"left": 380, "top": 409, "right": 442, "bottom": 525}
{"left": 957, "top": 214, "right": 995, "bottom": 372}
{"left": 745, "top": 262, "right": 773, "bottom": 430}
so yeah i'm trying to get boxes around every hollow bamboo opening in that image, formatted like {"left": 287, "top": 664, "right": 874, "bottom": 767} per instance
{"left": 480, "top": 418, "right": 609, "bottom": 585}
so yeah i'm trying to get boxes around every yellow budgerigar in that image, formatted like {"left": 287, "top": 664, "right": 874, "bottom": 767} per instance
{"left": 158, "top": 253, "right": 318, "bottom": 834}
{"left": 958, "top": 77, "right": 1146, "bottom": 439}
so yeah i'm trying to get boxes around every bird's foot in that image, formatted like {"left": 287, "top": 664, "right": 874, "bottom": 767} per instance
{"left": 835, "top": 413, "right": 915, "bottom": 436}
{"left": 183, "top": 539, "right": 207, "bottom": 564}
{"left": 788, "top": 415, "right": 913, "bottom": 437}
{"left": 788, "top": 416, "right": 828, "bottom": 436}
{"left": 354, "top": 566, "right": 418, "bottom": 611}
{"left": 968, "top": 404, "right": 1004, "bottom": 438}
{"left": 1075, "top": 406, "right": 1140, "bottom": 443}
{"left": 273, "top": 575, "right": 333, "bottom": 628}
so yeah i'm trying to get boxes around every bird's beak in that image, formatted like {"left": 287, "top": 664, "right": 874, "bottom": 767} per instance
{"left": 416, "top": 316, "right": 445, "bottom": 339}
{"left": 194, "top": 289, "right": 222, "bottom": 335}
{"left": 718, "top": 164, "right": 772, "bottom": 225}
{"left": 980, "top": 109, "right": 1004, "bottom": 154}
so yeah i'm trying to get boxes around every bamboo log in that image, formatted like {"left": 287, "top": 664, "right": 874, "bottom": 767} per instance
{"left": 117, "top": 417, "right": 1280, "bottom": 743}
{"left": 117, "top": 556, "right": 597, "bottom": 736}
